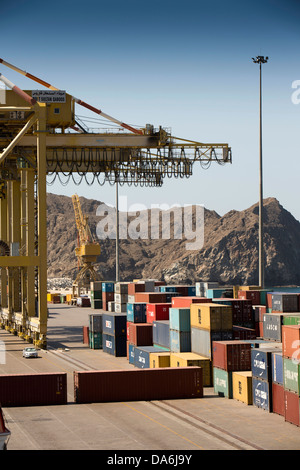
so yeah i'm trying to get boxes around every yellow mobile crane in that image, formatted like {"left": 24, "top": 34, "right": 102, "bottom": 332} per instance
{"left": 71, "top": 194, "right": 100, "bottom": 298}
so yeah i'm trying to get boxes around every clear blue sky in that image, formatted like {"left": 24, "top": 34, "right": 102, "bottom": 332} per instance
{"left": 2, "top": 0, "right": 300, "bottom": 220}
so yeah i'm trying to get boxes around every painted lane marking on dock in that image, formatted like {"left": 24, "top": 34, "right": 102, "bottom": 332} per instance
{"left": 122, "top": 402, "right": 205, "bottom": 450}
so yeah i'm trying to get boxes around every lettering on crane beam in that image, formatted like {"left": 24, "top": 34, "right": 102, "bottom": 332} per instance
{"left": 32, "top": 90, "right": 66, "bottom": 103}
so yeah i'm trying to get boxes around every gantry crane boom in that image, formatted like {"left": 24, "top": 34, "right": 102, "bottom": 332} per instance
{"left": 0, "top": 58, "right": 232, "bottom": 348}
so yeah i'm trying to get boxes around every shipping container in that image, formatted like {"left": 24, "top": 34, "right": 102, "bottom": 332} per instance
{"left": 251, "top": 348, "right": 279, "bottom": 381}
{"left": 90, "top": 290, "right": 102, "bottom": 300}
{"left": 272, "top": 382, "right": 285, "bottom": 416}
{"left": 283, "top": 314, "right": 300, "bottom": 326}
{"left": 128, "top": 282, "right": 146, "bottom": 295}
{"left": 77, "top": 296, "right": 90, "bottom": 307}
{"left": 114, "top": 293, "right": 128, "bottom": 303}
{"left": 206, "top": 288, "right": 233, "bottom": 299}
{"left": 212, "top": 341, "right": 252, "bottom": 372}
{"left": 134, "top": 293, "right": 167, "bottom": 304}
{"left": 0, "top": 373, "right": 68, "bottom": 407}
{"left": 252, "top": 377, "right": 272, "bottom": 411}
{"left": 170, "top": 352, "right": 212, "bottom": 386}
{"left": 191, "top": 327, "right": 233, "bottom": 359}
{"left": 102, "top": 282, "right": 115, "bottom": 293}
{"left": 108, "top": 301, "right": 115, "bottom": 312}
{"left": 213, "top": 367, "right": 233, "bottom": 398}
{"left": 128, "top": 323, "right": 153, "bottom": 346}
{"left": 90, "top": 281, "right": 102, "bottom": 291}
{"left": 232, "top": 371, "right": 253, "bottom": 405}
{"left": 146, "top": 303, "right": 171, "bottom": 323}
{"left": 272, "top": 293, "right": 299, "bottom": 313}
{"left": 196, "top": 281, "right": 219, "bottom": 297}
{"left": 88, "top": 313, "right": 103, "bottom": 333}
{"left": 149, "top": 352, "right": 170, "bottom": 368}
{"left": 128, "top": 343, "right": 135, "bottom": 364}
{"left": 102, "top": 291, "right": 114, "bottom": 303}
{"left": 152, "top": 321, "right": 170, "bottom": 349}
{"left": 232, "top": 325, "right": 257, "bottom": 340}
{"left": 115, "top": 282, "right": 130, "bottom": 294}
{"left": 238, "top": 290, "right": 261, "bottom": 305}
{"left": 282, "top": 325, "right": 300, "bottom": 360}
{"left": 171, "top": 296, "right": 211, "bottom": 309}
{"left": 103, "top": 333, "right": 127, "bottom": 357}
{"left": 169, "top": 308, "right": 190, "bottom": 332}
{"left": 115, "top": 303, "right": 127, "bottom": 313}
{"left": 91, "top": 299, "right": 102, "bottom": 310}
{"left": 253, "top": 305, "right": 266, "bottom": 323}
{"left": 127, "top": 303, "right": 147, "bottom": 323}
{"left": 272, "top": 351, "right": 283, "bottom": 385}
{"left": 284, "top": 389, "right": 300, "bottom": 426}
{"left": 74, "top": 367, "right": 203, "bottom": 403}
{"left": 190, "top": 303, "right": 232, "bottom": 331}
{"left": 283, "top": 356, "right": 300, "bottom": 394}
{"left": 133, "top": 345, "right": 168, "bottom": 369}
{"left": 102, "top": 313, "right": 127, "bottom": 336}
{"left": 83, "top": 326, "right": 89, "bottom": 344}
{"left": 213, "top": 298, "right": 253, "bottom": 326}
{"left": 89, "top": 331, "right": 102, "bottom": 349}
{"left": 169, "top": 329, "right": 191, "bottom": 353}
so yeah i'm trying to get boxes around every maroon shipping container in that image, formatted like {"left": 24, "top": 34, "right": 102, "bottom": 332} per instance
{"left": 146, "top": 303, "right": 171, "bottom": 323}
{"left": 74, "top": 367, "right": 203, "bottom": 403}
{"left": 272, "top": 382, "right": 285, "bottom": 417}
{"left": 128, "top": 283, "right": 146, "bottom": 295}
{"left": 212, "top": 340, "right": 252, "bottom": 371}
{"left": 284, "top": 389, "right": 300, "bottom": 426}
{"left": 102, "top": 292, "right": 114, "bottom": 303}
{"left": 128, "top": 323, "right": 153, "bottom": 346}
{"left": 232, "top": 325, "right": 257, "bottom": 340}
{"left": 83, "top": 326, "right": 89, "bottom": 344}
{"left": 135, "top": 293, "right": 167, "bottom": 304}
{"left": 0, "top": 373, "right": 68, "bottom": 407}
{"left": 238, "top": 290, "right": 261, "bottom": 305}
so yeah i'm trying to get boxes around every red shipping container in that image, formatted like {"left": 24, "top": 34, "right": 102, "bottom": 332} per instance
{"left": 272, "top": 382, "right": 285, "bottom": 417}
{"left": 83, "top": 326, "right": 89, "bottom": 344}
{"left": 0, "top": 373, "right": 68, "bottom": 407}
{"left": 126, "top": 321, "right": 132, "bottom": 340}
{"left": 282, "top": 325, "right": 300, "bottom": 360}
{"left": 212, "top": 340, "right": 252, "bottom": 371}
{"left": 134, "top": 292, "right": 167, "bottom": 303}
{"left": 128, "top": 323, "right": 153, "bottom": 346}
{"left": 266, "top": 293, "right": 273, "bottom": 310}
{"left": 171, "top": 296, "right": 211, "bottom": 308}
{"left": 254, "top": 305, "right": 266, "bottom": 323}
{"left": 74, "top": 367, "right": 203, "bottom": 403}
{"left": 146, "top": 303, "right": 171, "bottom": 323}
{"left": 284, "top": 389, "right": 300, "bottom": 426}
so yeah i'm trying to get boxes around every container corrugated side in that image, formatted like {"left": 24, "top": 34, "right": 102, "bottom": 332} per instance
{"left": 212, "top": 341, "right": 252, "bottom": 372}
{"left": 232, "top": 371, "right": 253, "bottom": 405}
{"left": 213, "top": 367, "right": 233, "bottom": 398}
{"left": 74, "top": 367, "right": 203, "bottom": 403}
{"left": 0, "top": 373, "right": 67, "bottom": 407}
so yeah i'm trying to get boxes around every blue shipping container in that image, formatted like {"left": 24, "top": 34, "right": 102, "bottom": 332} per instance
{"left": 169, "top": 329, "right": 191, "bottom": 353}
{"left": 103, "top": 333, "right": 127, "bottom": 357}
{"left": 102, "top": 282, "right": 115, "bottom": 293}
{"left": 272, "top": 351, "right": 283, "bottom": 385}
{"left": 160, "top": 286, "right": 178, "bottom": 293}
{"left": 134, "top": 346, "right": 165, "bottom": 369}
{"left": 127, "top": 303, "right": 147, "bottom": 323}
{"left": 128, "top": 343, "right": 135, "bottom": 364}
{"left": 187, "top": 286, "right": 196, "bottom": 296}
{"left": 169, "top": 308, "right": 190, "bottom": 332}
{"left": 251, "top": 348, "right": 278, "bottom": 381}
{"left": 102, "top": 313, "right": 127, "bottom": 336}
{"left": 252, "top": 377, "right": 272, "bottom": 412}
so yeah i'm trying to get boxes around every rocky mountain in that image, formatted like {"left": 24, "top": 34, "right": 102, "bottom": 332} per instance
{"left": 47, "top": 193, "right": 300, "bottom": 287}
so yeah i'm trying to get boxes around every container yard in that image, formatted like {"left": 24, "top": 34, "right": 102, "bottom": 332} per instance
{"left": 2, "top": 278, "right": 300, "bottom": 451}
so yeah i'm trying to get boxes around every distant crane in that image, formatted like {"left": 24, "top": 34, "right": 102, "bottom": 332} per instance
{"left": 71, "top": 194, "right": 101, "bottom": 297}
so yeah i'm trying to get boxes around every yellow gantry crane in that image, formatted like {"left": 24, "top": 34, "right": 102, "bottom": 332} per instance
{"left": 71, "top": 194, "right": 100, "bottom": 297}
{"left": 0, "top": 58, "right": 232, "bottom": 348}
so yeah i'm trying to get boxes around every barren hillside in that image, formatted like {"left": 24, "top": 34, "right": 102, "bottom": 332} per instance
{"left": 47, "top": 193, "right": 300, "bottom": 287}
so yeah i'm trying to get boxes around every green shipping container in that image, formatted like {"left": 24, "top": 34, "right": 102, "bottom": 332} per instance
{"left": 213, "top": 367, "right": 233, "bottom": 398}
{"left": 91, "top": 290, "right": 102, "bottom": 300}
{"left": 283, "top": 315, "right": 300, "bottom": 326}
{"left": 89, "top": 331, "right": 102, "bottom": 349}
{"left": 283, "top": 357, "right": 300, "bottom": 394}
{"left": 91, "top": 299, "right": 102, "bottom": 309}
